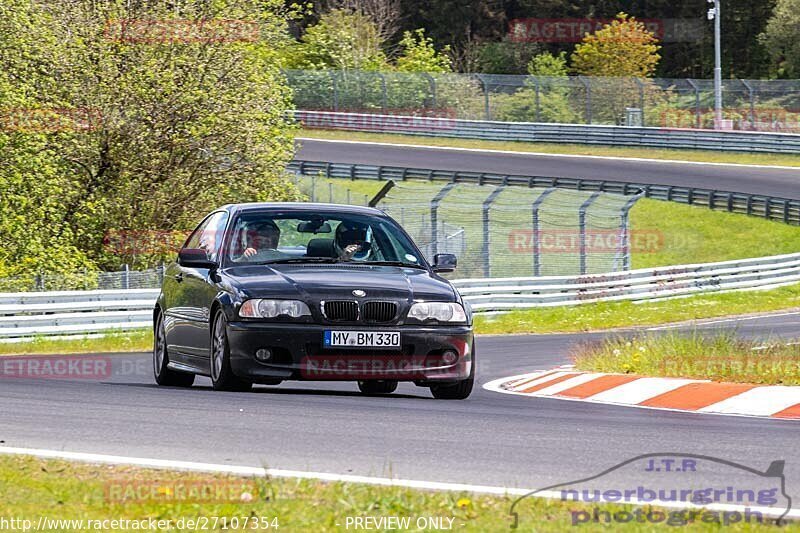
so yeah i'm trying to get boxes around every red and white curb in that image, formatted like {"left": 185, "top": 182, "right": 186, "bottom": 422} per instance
{"left": 483, "top": 366, "right": 800, "bottom": 420}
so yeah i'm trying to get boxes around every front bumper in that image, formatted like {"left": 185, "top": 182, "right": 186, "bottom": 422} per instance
{"left": 227, "top": 321, "right": 473, "bottom": 384}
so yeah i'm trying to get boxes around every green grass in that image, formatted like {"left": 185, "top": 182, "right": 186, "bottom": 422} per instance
{"left": 573, "top": 331, "right": 800, "bottom": 386}
{"left": 300, "top": 128, "right": 800, "bottom": 167}
{"left": 630, "top": 199, "right": 800, "bottom": 269}
{"left": 0, "top": 329, "right": 152, "bottom": 356}
{"left": 0, "top": 454, "right": 793, "bottom": 532}
{"left": 474, "top": 283, "right": 800, "bottom": 335}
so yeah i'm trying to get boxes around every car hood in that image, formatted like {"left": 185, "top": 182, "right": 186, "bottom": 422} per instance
{"left": 224, "top": 264, "right": 456, "bottom": 302}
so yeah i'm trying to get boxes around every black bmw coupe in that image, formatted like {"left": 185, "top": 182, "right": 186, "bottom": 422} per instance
{"left": 153, "top": 203, "right": 474, "bottom": 399}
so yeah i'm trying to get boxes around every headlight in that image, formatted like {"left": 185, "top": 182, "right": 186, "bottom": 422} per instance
{"left": 239, "top": 299, "right": 311, "bottom": 319}
{"left": 407, "top": 302, "right": 467, "bottom": 323}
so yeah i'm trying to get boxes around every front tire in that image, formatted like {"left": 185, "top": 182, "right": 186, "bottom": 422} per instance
{"left": 211, "top": 311, "right": 253, "bottom": 392}
{"left": 153, "top": 312, "right": 195, "bottom": 388}
{"left": 358, "top": 380, "right": 398, "bottom": 395}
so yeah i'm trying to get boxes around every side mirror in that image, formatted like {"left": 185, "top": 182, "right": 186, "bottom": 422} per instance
{"left": 432, "top": 253, "right": 457, "bottom": 273}
{"left": 178, "top": 248, "right": 217, "bottom": 269}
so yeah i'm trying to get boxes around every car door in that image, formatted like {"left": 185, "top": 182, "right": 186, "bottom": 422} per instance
{"left": 164, "top": 211, "right": 228, "bottom": 367}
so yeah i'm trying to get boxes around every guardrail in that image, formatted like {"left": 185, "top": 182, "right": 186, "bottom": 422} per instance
{"left": 288, "top": 159, "right": 800, "bottom": 225}
{"left": 2, "top": 253, "right": 800, "bottom": 338}
{"left": 454, "top": 252, "right": 800, "bottom": 312}
{"left": 0, "top": 289, "right": 158, "bottom": 339}
{"left": 291, "top": 110, "right": 800, "bottom": 154}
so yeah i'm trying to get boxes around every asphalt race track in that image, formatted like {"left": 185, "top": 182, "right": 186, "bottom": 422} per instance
{"left": 3, "top": 313, "right": 800, "bottom": 506}
{"left": 296, "top": 138, "right": 800, "bottom": 200}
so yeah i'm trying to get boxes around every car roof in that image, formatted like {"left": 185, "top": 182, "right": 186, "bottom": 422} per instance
{"left": 220, "top": 202, "right": 386, "bottom": 217}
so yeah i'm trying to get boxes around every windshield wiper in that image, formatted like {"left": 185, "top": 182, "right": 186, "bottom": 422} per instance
{"left": 362, "top": 260, "right": 427, "bottom": 269}
{"left": 259, "top": 257, "right": 343, "bottom": 265}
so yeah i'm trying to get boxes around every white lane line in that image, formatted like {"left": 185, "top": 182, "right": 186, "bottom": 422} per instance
{"left": 529, "top": 373, "right": 601, "bottom": 396}
{"left": 1, "top": 446, "right": 798, "bottom": 520}
{"left": 647, "top": 311, "right": 800, "bottom": 331}
{"left": 297, "top": 138, "right": 800, "bottom": 171}
{"left": 587, "top": 377, "right": 700, "bottom": 405}
{"left": 700, "top": 386, "right": 800, "bottom": 416}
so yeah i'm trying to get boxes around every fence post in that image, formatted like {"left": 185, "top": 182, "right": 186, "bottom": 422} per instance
{"left": 481, "top": 185, "right": 505, "bottom": 277}
{"left": 328, "top": 182, "right": 333, "bottom": 203}
{"left": 430, "top": 183, "right": 456, "bottom": 256}
{"left": 579, "top": 192, "right": 602, "bottom": 275}
{"left": 618, "top": 191, "right": 645, "bottom": 271}
{"left": 422, "top": 73, "right": 437, "bottom": 109}
{"left": 741, "top": 79, "right": 756, "bottom": 129}
{"left": 378, "top": 72, "right": 388, "bottom": 112}
{"left": 122, "top": 263, "right": 130, "bottom": 290}
{"left": 578, "top": 76, "right": 592, "bottom": 124}
{"left": 328, "top": 70, "right": 339, "bottom": 111}
{"left": 476, "top": 74, "right": 491, "bottom": 120}
{"left": 533, "top": 76, "right": 541, "bottom": 122}
{"left": 635, "top": 78, "right": 645, "bottom": 125}
{"left": 687, "top": 79, "right": 700, "bottom": 128}
{"left": 346, "top": 189, "right": 351, "bottom": 205}
{"left": 311, "top": 175, "right": 316, "bottom": 202}
{"left": 531, "top": 188, "right": 557, "bottom": 276}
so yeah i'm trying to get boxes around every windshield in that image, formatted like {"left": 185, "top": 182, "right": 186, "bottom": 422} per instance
{"left": 223, "top": 210, "right": 427, "bottom": 268}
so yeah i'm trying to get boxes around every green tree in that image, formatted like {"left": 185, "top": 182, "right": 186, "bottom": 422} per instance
{"left": 761, "top": 0, "right": 800, "bottom": 77}
{"left": 288, "top": 9, "right": 389, "bottom": 70}
{"left": 396, "top": 29, "right": 451, "bottom": 73}
{"left": 528, "top": 51, "right": 569, "bottom": 77}
{"left": 0, "top": 0, "right": 300, "bottom": 277}
{"left": 571, "top": 13, "right": 661, "bottom": 77}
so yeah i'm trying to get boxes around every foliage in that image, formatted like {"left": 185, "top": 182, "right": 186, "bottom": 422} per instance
{"left": 286, "top": 9, "right": 389, "bottom": 71}
{"left": 492, "top": 52, "right": 580, "bottom": 124}
{"left": 396, "top": 29, "right": 452, "bottom": 73}
{"left": 527, "top": 51, "right": 569, "bottom": 77}
{"left": 0, "top": 0, "right": 301, "bottom": 275}
{"left": 761, "top": 0, "right": 800, "bottom": 78}
{"left": 571, "top": 13, "right": 661, "bottom": 78}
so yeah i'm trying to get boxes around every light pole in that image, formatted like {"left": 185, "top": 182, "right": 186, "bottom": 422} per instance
{"left": 708, "top": 0, "right": 722, "bottom": 128}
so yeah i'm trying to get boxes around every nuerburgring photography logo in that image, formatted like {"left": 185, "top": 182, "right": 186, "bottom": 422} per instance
{"left": 509, "top": 453, "right": 791, "bottom": 528}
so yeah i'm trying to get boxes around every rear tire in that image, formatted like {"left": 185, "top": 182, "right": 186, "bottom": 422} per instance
{"left": 211, "top": 311, "right": 253, "bottom": 392}
{"left": 358, "top": 380, "right": 398, "bottom": 395}
{"left": 153, "top": 313, "right": 195, "bottom": 388}
{"left": 430, "top": 348, "right": 475, "bottom": 400}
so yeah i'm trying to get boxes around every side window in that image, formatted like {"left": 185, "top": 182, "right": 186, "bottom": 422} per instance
{"left": 183, "top": 212, "right": 229, "bottom": 262}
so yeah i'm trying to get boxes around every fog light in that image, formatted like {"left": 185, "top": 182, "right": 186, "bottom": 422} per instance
{"left": 442, "top": 350, "right": 458, "bottom": 365}
{"left": 255, "top": 348, "right": 273, "bottom": 362}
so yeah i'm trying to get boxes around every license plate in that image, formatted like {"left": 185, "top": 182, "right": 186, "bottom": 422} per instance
{"left": 324, "top": 330, "right": 400, "bottom": 348}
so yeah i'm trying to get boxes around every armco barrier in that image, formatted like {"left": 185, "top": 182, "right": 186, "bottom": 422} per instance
{"left": 288, "top": 159, "right": 800, "bottom": 225}
{"left": 291, "top": 110, "right": 800, "bottom": 154}
{"left": 453, "top": 252, "right": 800, "bottom": 312}
{"left": 2, "top": 254, "right": 800, "bottom": 338}
{"left": 0, "top": 289, "right": 158, "bottom": 339}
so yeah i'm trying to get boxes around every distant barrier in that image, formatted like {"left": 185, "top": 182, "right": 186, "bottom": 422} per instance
{"left": 291, "top": 110, "right": 800, "bottom": 154}
{"left": 288, "top": 159, "right": 800, "bottom": 225}
{"left": 454, "top": 252, "right": 800, "bottom": 312}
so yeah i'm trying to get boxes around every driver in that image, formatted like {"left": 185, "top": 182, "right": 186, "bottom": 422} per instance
{"left": 237, "top": 220, "right": 282, "bottom": 261}
{"left": 334, "top": 221, "right": 373, "bottom": 261}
